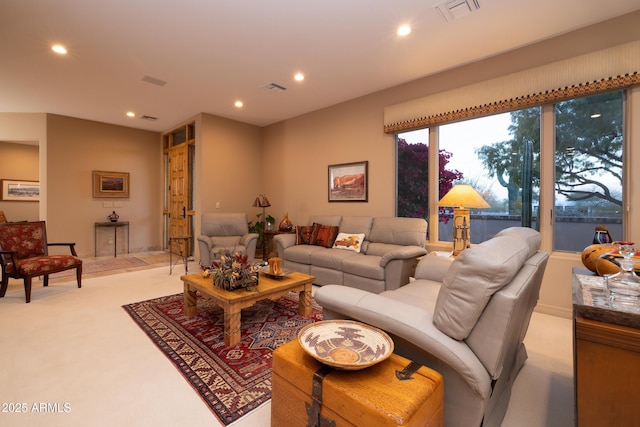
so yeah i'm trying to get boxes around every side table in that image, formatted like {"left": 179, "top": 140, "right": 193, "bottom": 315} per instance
{"left": 573, "top": 268, "right": 640, "bottom": 426}
{"left": 95, "top": 221, "right": 129, "bottom": 257}
{"left": 169, "top": 235, "right": 191, "bottom": 275}
{"left": 263, "top": 229, "right": 295, "bottom": 260}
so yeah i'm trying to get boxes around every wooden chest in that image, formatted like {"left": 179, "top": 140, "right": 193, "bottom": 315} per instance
{"left": 271, "top": 340, "right": 443, "bottom": 427}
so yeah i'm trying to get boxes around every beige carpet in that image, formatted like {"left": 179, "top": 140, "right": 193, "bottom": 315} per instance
{"left": 0, "top": 259, "right": 574, "bottom": 427}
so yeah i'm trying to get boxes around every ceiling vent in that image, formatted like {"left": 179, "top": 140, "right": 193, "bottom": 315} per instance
{"left": 264, "top": 82, "right": 287, "bottom": 93}
{"left": 436, "top": 0, "right": 480, "bottom": 22}
{"left": 140, "top": 115, "right": 158, "bottom": 121}
{"left": 141, "top": 75, "right": 167, "bottom": 86}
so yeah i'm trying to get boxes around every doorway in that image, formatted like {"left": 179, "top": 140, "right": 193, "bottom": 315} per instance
{"left": 163, "top": 122, "right": 195, "bottom": 258}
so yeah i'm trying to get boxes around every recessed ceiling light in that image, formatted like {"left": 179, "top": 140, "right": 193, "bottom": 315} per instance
{"left": 397, "top": 25, "right": 411, "bottom": 37}
{"left": 126, "top": 112, "right": 135, "bottom": 118}
{"left": 51, "top": 44, "right": 67, "bottom": 55}
{"left": 234, "top": 101, "right": 244, "bottom": 108}
{"left": 294, "top": 72, "right": 305, "bottom": 82}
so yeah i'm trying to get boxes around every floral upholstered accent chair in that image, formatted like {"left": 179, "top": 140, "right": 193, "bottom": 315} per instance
{"left": 0, "top": 221, "right": 82, "bottom": 303}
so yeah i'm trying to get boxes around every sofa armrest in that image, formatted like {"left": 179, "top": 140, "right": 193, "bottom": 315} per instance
{"left": 414, "top": 255, "right": 454, "bottom": 281}
{"left": 379, "top": 246, "right": 427, "bottom": 267}
{"left": 315, "top": 285, "right": 492, "bottom": 399}
{"left": 273, "top": 233, "right": 296, "bottom": 256}
{"left": 197, "top": 235, "right": 213, "bottom": 249}
{"left": 240, "top": 233, "right": 259, "bottom": 247}
{"left": 197, "top": 235, "right": 213, "bottom": 266}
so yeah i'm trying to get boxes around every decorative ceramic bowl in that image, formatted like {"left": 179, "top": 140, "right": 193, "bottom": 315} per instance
{"left": 298, "top": 320, "right": 394, "bottom": 370}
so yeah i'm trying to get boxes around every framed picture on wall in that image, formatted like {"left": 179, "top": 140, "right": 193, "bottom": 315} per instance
{"left": 328, "top": 161, "right": 368, "bottom": 202}
{"left": 92, "top": 170, "right": 130, "bottom": 198}
{"left": 0, "top": 179, "right": 40, "bottom": 202}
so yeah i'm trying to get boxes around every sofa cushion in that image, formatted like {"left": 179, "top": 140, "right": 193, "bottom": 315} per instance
{"left": 283, "top": 244, "right": 326, "bottom": 264}
{"left": 310, "top": 248, "right": 358, "bottom": 270}
{"left": 201, "top": 213, "right": 248, "bottom": 236}
{"left": 342, "top": 254, "right": 385, "bottom": 280}
{"left": 313, "top": 224, "right": 340, "bottom": 248}
{"left": 333, "top": 232, "right": 365, "bottom": 252}
{"left": 433, "top": 231, "right": 538, "bottom": 340}
{"left": 211, "top": 236, "right": 241, "bottom": 247}
{"left": 296, "top": 225, "right": 316, "bottom": 245}
{"left": 369, "top": 217, "right": 427, "bottom": 246}
{"left": 338, "top": 216, "right": 373, "bottom": 238}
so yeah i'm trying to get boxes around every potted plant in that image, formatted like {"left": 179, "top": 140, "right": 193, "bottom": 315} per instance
{"left": 248, "top": 213, "right": 275, "bottom": 250}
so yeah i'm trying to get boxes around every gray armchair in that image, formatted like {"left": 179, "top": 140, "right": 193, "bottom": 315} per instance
{"left": 315, "top": 227, "right": 549, "bottom": 427}
{"left": 197, "top": 213, "right": 258, "bottom": 267}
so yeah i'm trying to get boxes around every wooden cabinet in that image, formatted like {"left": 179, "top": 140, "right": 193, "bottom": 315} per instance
{"left": 573, "top": 269, "right": 640, "bottom": 427}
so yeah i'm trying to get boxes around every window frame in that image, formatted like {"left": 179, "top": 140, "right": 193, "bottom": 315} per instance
{"left": 396, "top": 90, "right": 631, "bottom": 253}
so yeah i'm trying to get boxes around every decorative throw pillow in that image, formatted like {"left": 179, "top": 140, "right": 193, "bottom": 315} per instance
{"left": 296, "top": 225, "right": 317, "bottom": 245}
{"left": 313, "top": 224, "right": 340, "bottom": 248}
{"left": 332, "top": 232, "right": 365, "bottom": 253}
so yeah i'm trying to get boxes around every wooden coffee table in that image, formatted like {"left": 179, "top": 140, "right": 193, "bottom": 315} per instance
{"left": 181, "top": 271, "right": 315, "bottom": 346}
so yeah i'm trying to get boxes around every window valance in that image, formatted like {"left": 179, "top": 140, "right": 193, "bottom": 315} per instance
{"left": 384, "top": 40, "right": 640, "bottom": 134}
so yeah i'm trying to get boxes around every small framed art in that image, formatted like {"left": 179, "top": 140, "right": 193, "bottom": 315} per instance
{"left": 92, "top": 170, "right": 130, "bottom": 198}
{"left": 0, "top": 179, "right": 40, "bottom": 202}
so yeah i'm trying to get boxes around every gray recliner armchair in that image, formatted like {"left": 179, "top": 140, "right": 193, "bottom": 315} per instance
{"left": 197, "top": 213, "right": 258, "bottom": 267}
{"left": 315, "top": 227, "right": 549, "bottom": 427}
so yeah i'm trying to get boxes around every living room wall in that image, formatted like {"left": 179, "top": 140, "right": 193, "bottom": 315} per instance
{"left": 45, "top": 114, "right": 163, "bottom": 257}
{"left": 0, "top": 141, "right": 39, "bottom": 221}
{"left": 262, "top": 12, "right": 640, "bottom": 317}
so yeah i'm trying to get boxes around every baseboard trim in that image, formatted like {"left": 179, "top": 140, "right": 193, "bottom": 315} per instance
{"left": 535, "top": 303, "right": 572, "bottom": 319}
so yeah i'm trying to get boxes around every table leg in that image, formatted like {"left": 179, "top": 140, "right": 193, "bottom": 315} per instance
{"left": 224, "top": 304, "right": 241, "bottom": 346}
{"left": 183, "top": 247, "right": 188, "bottom": 274}
{"left": 299, "top": 283, "right": 312, "bottom": 317}
{"left": 183, "top": 283, "right": 197, "bottom": 316}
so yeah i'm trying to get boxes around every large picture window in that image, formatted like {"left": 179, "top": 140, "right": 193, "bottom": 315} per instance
{"left": 554, "top": 91, "right": 624, "bottom": 251}
{"left": 438, "top": 110, "right": 540, "bottom": 243}
{"left": 396, "top": 90, "right": 626, "bottom": 253}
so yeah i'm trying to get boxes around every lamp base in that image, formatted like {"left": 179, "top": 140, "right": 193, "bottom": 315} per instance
{"left": 452, "top": 208, "right": 470, "bottom": 256}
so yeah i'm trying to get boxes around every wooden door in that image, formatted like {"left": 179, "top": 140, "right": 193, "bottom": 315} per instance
{"left": 169, "top": 143, "right": 190, "bottom": 255}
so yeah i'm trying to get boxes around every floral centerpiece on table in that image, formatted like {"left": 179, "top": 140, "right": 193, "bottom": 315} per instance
{"left": 208, "top": 251, "right": 260, "bottom": 291}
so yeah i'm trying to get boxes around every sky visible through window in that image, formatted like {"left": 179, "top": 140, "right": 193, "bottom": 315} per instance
{"left": 400, "top": 113, "right": 512, "bottom": 210}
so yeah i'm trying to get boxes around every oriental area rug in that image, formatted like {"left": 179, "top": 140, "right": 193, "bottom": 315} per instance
{"left": 50, "top": 256, "right": 149, "bottom": 279}
{"left": 123, "top": 292, "right": 322, "bottom": 425}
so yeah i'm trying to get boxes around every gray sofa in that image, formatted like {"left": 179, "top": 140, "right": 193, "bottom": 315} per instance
{"left": 273, "top": 215, "right": 427, "bottom": 293}
{"left": 315, "top": 227, "right": 549, "bottom": 427}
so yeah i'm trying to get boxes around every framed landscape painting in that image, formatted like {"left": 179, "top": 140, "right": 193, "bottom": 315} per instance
{"left": 328, "top": 161, "right": 368, "bottom": 202}
{"left": 93, "top": 170, "right": 130, "bottom": 198}
{"left": 0, "top": 179, "right": 40, "bottom": 201}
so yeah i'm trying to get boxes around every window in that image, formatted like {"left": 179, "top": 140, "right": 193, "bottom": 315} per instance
{"left": 397, "top": 91, "right": 627, "bottom": 252}
{"left": 554, "top": 91, "right": 624, "bottom": 251}
{"left": 396, "top": 128, "right": 429, "bottom": 221}
{"left": 437, "top": 110, "right": 540, "bottom": 243}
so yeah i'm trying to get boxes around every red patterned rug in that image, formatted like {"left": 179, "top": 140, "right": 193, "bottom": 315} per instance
{"left": 123, "top": 292, "right": 322, "bottom": 425}
{"left": 50, "top": 256, "right": 149, "bottom": 279}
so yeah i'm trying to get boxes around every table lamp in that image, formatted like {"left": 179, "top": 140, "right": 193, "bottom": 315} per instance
{"left": 437, "top": 184, "right": 490, "bottom": 255}
{"left": 252, "top": 194, "right": 271, "bottom": 229}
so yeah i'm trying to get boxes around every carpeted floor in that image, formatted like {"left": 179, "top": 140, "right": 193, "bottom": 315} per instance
{"left": 123, "top": 291, "right": 323, "bottom": 425}
{"left": 0, "top": 261, "right": 574, "bottom": 427}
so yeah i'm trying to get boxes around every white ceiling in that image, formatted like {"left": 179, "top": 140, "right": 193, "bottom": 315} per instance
{"left": 2, "top": 0, "right": 640, "bottom": 133}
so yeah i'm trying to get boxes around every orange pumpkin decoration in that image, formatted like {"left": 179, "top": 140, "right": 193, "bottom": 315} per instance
{"left": 581, "top": 244, "right": 614, "bottom": 273}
